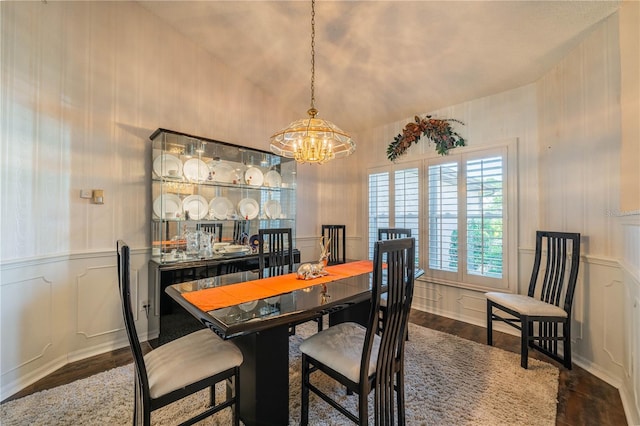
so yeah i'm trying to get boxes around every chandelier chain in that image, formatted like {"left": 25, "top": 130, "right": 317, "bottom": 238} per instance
{"left": 310, "top": 0, "right": 315, "bottom": 110}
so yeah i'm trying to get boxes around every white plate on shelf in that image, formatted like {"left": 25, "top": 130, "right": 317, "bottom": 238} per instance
{"left": 183, "top": 158, "right": 209, "bottom": 181}
{"left": 264, "top": 170, "right": 282, "bottom": 187}
{"left": 153, "top": 194, "right": 182, "bottom": 219}
{"left": 238, "top": 198, "right": 260, "bottom": 220}
{"left": 153, "top": 154, "right": 183, "bottom": 178}
{"left": 181, "top": 195, "right": 209, "bottom": 220}
{"left": 209, "top": 161, "right": 236, "bottom": 183}
{"left": 209, "top": 197, "right": 234, "bottom": 220}
{"left": 244, "top": 167, "right": 264, "bottom": 186}
{"left": 264, "top": 200, "right": 282, "bottom": 219}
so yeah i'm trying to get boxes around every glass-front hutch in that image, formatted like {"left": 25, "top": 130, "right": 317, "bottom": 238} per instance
{"left": 148, "top": 128, "right": 297, "bottom": 344}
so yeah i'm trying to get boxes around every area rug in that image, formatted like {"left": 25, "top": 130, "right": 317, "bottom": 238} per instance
{"left": 0, "top": 323, "right": 559, "bottom": 425}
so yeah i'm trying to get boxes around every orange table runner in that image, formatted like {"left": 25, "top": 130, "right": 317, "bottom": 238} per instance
{"left": 183, "top": 260, "right": 373, "bottom": 312}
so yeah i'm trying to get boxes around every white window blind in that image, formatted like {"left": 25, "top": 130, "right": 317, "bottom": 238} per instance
{"left": 428, "top": 162, "right": 458, "bottom": 272}
{"left": 395, "top": 168, "right": 420, "bottom": 264}
{"left": 368, "top": 172, "right": 389, "bottom": 260}
{"left": 466, "top": 156, "right": 503, "bottom": 278}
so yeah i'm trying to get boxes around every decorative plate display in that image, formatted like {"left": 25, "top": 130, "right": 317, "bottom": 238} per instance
{"left": 244, "top": 167, "right": 264, "bottom": 186}
{"left": 209, "top": 197, "right": 234, "bottom": 220}
{"left": 238, "top": 198, "right": 260, "bottom": 220}
{"left": 264, "top": 170, "right": 282, "bottom": 187}
{"left": 153, "top": 154, "right": 183, "bottom": 178}
{"left": 183, "top": 158, "right": 209, "bottom": 181}
{"left": 209, "top": 161, "right": 236, "bottom": 183}
{"left": 153, "top": 194, "right": 182, "bottom": 219}
{"left": 181, "top": 195, "right": 209, "bottom": 220}
{"left": 264, "top": 200, "right": 282, "bottom": 219}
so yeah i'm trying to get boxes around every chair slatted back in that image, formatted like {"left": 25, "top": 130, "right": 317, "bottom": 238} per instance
{"left": 378, "top": 228, "right": 412, "bottom": 241}
{"left": 233, "top": 220, "right": 250, "bottom": 244}
{"left": 527, "top": 231, "right": 580, "bottom": 314}
{"left": 258, "top": 228, "right": 293, "bottom": 278}
{"left": 321, "top": 224, "right": 346, "bottom": 265}
{"left": 363, "top": 237, "right": 415, "bottom": 424}
{"left": 197, "top": 222, "right": 223, "bottom": 242}
{"left": 117, "top": 241, "right": 151, "bottom": 406}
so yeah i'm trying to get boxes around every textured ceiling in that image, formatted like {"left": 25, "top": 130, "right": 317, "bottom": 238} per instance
{"left": 139, "top": 1, "right": 620, "bottom": 133}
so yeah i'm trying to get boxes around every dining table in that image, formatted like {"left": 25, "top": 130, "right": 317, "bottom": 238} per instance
{"left": 165, "top": 260, "right": 381, "bottom": 426}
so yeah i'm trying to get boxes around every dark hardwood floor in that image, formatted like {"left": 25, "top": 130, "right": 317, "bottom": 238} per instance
{"left": 2, "top": 310, "right": 628, "bottom": 425}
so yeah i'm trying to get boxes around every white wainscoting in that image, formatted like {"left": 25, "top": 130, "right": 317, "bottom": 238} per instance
{"left": 2, "top": 238, "right": 639, "bottom": 425}
{"left": 0, "top": 248, "right": 149, "bottom": 401}
{"left": 412, "top": 242, "right": 640, "bottom": 425}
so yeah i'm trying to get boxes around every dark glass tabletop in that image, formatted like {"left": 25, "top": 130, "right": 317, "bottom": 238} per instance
{"left": 165, "top": 266, "right": 375, "bottom": 339}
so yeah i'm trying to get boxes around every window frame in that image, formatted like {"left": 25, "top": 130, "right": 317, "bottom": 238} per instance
{"left": 367, "top": 140, "right": 518, "bottom": 293}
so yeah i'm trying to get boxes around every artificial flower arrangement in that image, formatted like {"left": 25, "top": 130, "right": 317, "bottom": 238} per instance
{"left": 387, "top": 115, "right": 466, "bottom": 161}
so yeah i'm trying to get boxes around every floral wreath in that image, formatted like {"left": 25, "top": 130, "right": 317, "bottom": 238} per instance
{"left": 387, "top": 115, "right": 466, "bottom": 161}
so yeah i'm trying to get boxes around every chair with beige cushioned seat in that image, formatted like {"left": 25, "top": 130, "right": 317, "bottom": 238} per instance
{"left": 486, "top": 231, "right": 581, "bottom": 369}
{"left": 321, "top": 224, "right": 346, "bottom": 265}
{"left": 117, "top": 240, "right": 242, "bottom": 426}
{"left": 378, "top": 228, "right": 412, "bottom": 339}
{"left": 299, "top": 237, "right": 415, "bottom": 425}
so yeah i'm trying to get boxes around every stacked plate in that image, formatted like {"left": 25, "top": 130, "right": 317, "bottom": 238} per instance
{"left": 238, "top": 198, "right": 260, "bottom": 220}
{"left": 264, "top": 200, "right": 282, "bottom": 219}
{"left": 264, "top": 170, "right": 282, "bottom": 187}
{"left": 153, "top": 154, "right": 183, "bottom": 178}
{"left": 209, "top": 161, "right": 236, "bottom": 183}
{"left": 153, "top": 194, "right": 182, "bottom": 219}
{"left": 244, "top": 167, "right": 264, "bottom": 186}
{"left": 181, "top": 195, "right": 208, "bottom": 220}
{"left": 183, "top": 158, "right": 209, "bottom": 181}
{"left": 209, "top": 197, "right": 234, "bottom": 220}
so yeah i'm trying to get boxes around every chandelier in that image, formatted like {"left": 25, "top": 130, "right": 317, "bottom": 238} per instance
{"left": 269, "top": 0, "right": 355, "bottom": 165}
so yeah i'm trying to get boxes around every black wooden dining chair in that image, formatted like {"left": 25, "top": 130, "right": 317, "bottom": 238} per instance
{"left": 233, "top": 220, "right": 250, "bottom": 244}
{"left": 258, "top": 228, "right": 293, "bottom": 278}
{"left": 117, "top": 240, "right": 243, "bottom": 426}
{"left": 378, "top": 227, "right": 412, "bottom": 338}
{"left": 197, "top": 222, "right": 223, "bottom": 242}
{"left": 378, "top": 228, "right": 411, "bottom": 240}
{"left": 486, "top": 231, "right": 581, "bottom": 369}
{"left": 321, "top": 224, "right": 346, "bottom": 265}
{"left": 299, "top": 237, "right": 415, "bottom": 425}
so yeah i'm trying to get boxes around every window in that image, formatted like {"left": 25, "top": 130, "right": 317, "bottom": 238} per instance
{"left": 367, "top": 143, "right": 515, "bottom": 291}
{"left": 427, "top": 149, "right": 508, "bottom": 289}
{"left": 368, "top": 166, "right": 420, "bottom": 265}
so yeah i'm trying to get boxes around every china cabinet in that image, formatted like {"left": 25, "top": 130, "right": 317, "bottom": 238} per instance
{"left": 148, "top": 128, "right": 298, "bottom": 344}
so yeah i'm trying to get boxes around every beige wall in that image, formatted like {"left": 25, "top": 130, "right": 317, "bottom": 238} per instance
{"left": 0, "top": 1, "right": 299, "bottom": 261}
{"left": 619, "top": 0, "right": 640, "bottom": 213}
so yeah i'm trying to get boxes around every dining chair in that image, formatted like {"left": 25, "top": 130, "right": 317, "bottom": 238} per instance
{"left": 377, "top": 227, "right": 412, "bottom": 339}
{"left": 258, "top": 228, "right": 293, "bottom": 278}
{"left": 486, "top": 231, "right": 581, "bottom": 369}
{"left": 233, "top": 220, "right": 250, "bottom": 244}
{"left": 197, "top": 222, "right": 223, "bottom": 242}
{"left": 117, "top": 240, "right": 243, "bottom": 426}
{"left": 321, "top": 224, "right": 346, "bottom": 265}
{"left": 299, "top": 237, "right": 415, "bottom": 425}
{"left": 378, "top": 228, "right": 411, "bottom": 240}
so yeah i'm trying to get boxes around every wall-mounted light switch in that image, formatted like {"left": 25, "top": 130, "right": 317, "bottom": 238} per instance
{"left": 80, "top": 189, "right": 92, "bottom": 199}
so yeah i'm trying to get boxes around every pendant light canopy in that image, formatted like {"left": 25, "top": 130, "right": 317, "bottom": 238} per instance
{"left": 269, "top": 0, "right": 355, "bottom": 164}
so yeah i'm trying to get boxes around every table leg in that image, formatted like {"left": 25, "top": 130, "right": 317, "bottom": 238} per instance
{"left": 234, "top": 324, "right": 290, "bottom": 426}
{"left": 329, "top": 299, "right": 371, "bottom": 327}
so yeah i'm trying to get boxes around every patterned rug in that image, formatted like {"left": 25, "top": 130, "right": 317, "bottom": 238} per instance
{"left": 1, "top": 323, "right": 558, "bottom": 425}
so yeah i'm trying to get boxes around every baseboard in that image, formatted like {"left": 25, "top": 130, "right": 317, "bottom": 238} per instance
{"left": 0, "top": 354, "right": 69, "bottom": 402}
